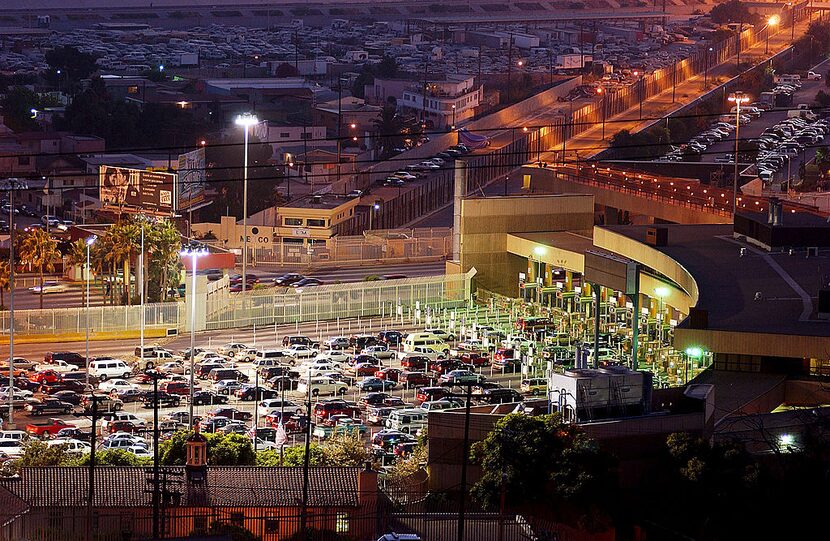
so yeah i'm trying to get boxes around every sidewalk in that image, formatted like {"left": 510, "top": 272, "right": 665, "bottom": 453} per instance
{"left": 549, "top": 17, "right": 816, "bottom": 161}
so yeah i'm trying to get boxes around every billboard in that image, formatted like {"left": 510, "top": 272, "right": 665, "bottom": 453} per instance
{"left": 99, "top": 165, "right": 175, "bottom": 215}
{"left": 177, "top": 147, "right": 206, "bottom": 210}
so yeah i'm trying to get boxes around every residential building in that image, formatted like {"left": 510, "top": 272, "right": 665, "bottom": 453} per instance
{"left": 313, "top": 96, "right": 382, "bottom": 136}
{"left": 400, "top": 75, "right": 483, "bottom": 129}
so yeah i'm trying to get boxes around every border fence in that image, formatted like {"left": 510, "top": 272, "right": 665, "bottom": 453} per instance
{"left": 0, "top": 271, "right": 476, "bottom": 338}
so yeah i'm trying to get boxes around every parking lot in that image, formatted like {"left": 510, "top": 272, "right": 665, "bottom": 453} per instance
{"left": 0, "top": 280, "right": 709, "bottom": 468}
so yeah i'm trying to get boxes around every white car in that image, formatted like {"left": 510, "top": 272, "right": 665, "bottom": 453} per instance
{"left": 314, "top": 351, "right": 351, "bottom": 364}
{"left": 252, "top": 438, "right": 280, "bottom": 450}
{"left": 0, "top": 439, "right": 24, "bottom": 458}
{"left": 257, "top": 399, "right": 303, "bottom": 418}
{"left": 361, "top": 345, "right": 395, "bottom": 360}
{"left": 103, "top": 432, "right": 145, "bottom": 445}
{"left": 0, "top": 386, "right": 33, "bottom": 400}
{"left": 48, "top": 438, "right": 91, "bottom": 455}
{"left": 283, "top": 345, "right": 318, "bottom": 359}
{"left": 425, "top": 328, "right": 456, "bottom": 341}
{"left": 101, "top": 412, "right": 146, "bottom": 431}
{"left": 29, "top": 281, "right": 69, "bottom": 294}
{"left": 98, "top": 379, "right": 138, "bottom": 393}
{"left": 297, "top": 376, "right": 348, "bottom": 397}
{"left": 126, "top": 445, "right": 153, "bottom": 458}
{"left": 217, "top": 343, "right": 253, "bottom": 359}
{"left": 193, "top": 351, "right": 227, "bottom": 363}
{"left": 34, "top": 360, "right": 79, "bottom": 373}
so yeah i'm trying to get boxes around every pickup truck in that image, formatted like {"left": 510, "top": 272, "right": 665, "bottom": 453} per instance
{"left": 34, "top": 360, "right": 79, "bottom": 374}
{"left": 25, "top": 398, "right": 74, "bottom": 416}
{"left": 25, "top": 418, "right": 76, "bottom": 437}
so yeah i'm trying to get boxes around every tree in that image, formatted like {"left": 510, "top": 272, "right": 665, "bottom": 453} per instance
{"left": 146, "top": 219, "right": 182, "bottom": 302}
{"left": 710, "top": 0, "right": 760, "bottom": 26}
{"left": 0, "top": 259, "right": 9, "bottom": 310}
{"left": 321, "top": 433, "right": 371, "bottom": 466}
{"left": 159, "top": 431, "right": 255, "bottom": 466}
{"left": 13, "top": 440, "right": 69, "bottom": 469}
{"left": 376, "top": 55, "right": 398, "bottom": 78}
{"left": 203, "top": 133, "right": 276, "bottom": 222}
{"left": 257, "top": 443, "right": 325, "bottom": 467}
{"left": 69, "top": 449, "right": 147, "bottom": 466}
{"left": 64, "top": 239, "right": 89, "bottom": 305}
{"left": 470, "top": 413, "right": 617, "bottom": 530}
{"left": 45, "top": 46, "right": 97, "bottom": 90}
{"left": 0, "top": 87, "right": 40, "bottom": 133}
{"left": 208, "top": 433, "right": 256, "bottom": 466}
{"left": 18, "top": 228, "right": 60, "bottom": 309}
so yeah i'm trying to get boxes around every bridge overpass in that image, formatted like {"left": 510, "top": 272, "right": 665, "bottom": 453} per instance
{"left": 523, "top": 164, "right": 824, "bottom": 224}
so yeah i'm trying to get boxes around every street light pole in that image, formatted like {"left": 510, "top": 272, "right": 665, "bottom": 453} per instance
{"left": 235, "top": 113, "right": 259, "bottom": 293}
{"left": 85, "top": 236, "right": 96, "bottom": 388}
{"left": 180, "top": 243, "right": 208, "bottom": 427}
{"left": 704, "top": 47, "right": 713, "bottom": 89}
{"left": 4, "top": 178, "right": 26, "bottom": 428}
{"left": 728, "top": 91, "right": 750, "bottom": 218}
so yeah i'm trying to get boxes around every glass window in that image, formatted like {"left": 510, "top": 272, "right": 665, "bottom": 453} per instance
{"left": 306, "top": 219, "right": 326, "bottom": 227}
{"left": 230, "top": 512, "right": 244, "bottom": 527}
{"left": 283, "top": 238, "right": 304, "bottom": 244}
{"left": 336, "top": 513, "right": 350, "bottom": 533}
{"left": 284, "top": 218, "right": 302, "bottom": 226}
{"left": 264, "top": 516, "right": 279, "bottom": 533}
{"left": 279, "top": 132, "right": 290, "bottom": 138}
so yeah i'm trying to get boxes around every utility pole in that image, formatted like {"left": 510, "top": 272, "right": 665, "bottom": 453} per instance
{"left": 299, "top": 378, "right": 313, "bottom": 533}
{"left": 86, "top": 395, "right": 98, "bottom": 541}
{"left": 507, "top": 34, "right": 513, "bottom": 102}
{"left": 456, "top": 384, "right": 473, "bottom": 541}
{"left": 294, "top": 30, "right": 299, "bottom": 70}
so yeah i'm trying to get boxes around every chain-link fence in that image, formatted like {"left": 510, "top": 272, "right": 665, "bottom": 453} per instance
{"left": 205, "top": 270, "right": 475, "bottom": 331}
{"left": 248, "top": 228, "right": 452, "bottom": 267}
{"left": 0, "top": 302, "right": 183, "bottom": 337}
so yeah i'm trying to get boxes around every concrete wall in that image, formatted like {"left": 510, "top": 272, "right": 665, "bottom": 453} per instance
{"left": 364, "top": 76, "right": 582, "bottom": 184}
{"left": 527, "top": 166, "right": 732, "bottom": 225}
{"left": 459, "top": 193, "right": 594, "bottom": 296}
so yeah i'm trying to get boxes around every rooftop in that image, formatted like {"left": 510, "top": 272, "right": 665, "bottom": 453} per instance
{"left": 280, "top": 193, "right": 357, "bottom": 210}
{"left": 607, "top": 223, "right": 830, "bottom": 337}
{"left": 1, "top": 467, "right": 361, "bottom": 508}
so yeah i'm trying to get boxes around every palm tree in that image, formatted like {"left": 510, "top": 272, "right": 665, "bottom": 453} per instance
{"left": 18, "top": 228, "right": 60, "bottom": 309}
{"left": 107, "top": 223, "right": 133, "bottom": 305}
{"left": 65, "top": 239, "right": 88, "bottom": 306}
{"left": 148, "top": 219, "right": 182, "bottom": 302}
{"left": 0, "top": 259, "right": 10, "bottom": 310}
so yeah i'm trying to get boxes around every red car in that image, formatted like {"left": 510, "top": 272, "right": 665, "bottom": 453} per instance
{"left": 354, "top": 362, "right": 382, "bottom": 377}
{"left": 30, "top": 370, "right": 62, "bottom": 384}
{"left": 25, "top": 418, "right": 75, "bottom": 437}
{"left": 312, "top": 400, "right": 361, "bottom": 423}
{"left": 460, "top": 352, "right": 489, "bottom": 366}
{"left": 399, "top": 371, "right": 433, "bottom": 389}
{"left": 106, "top": 420, "right": 140, "bottom": 434}
{"left": 493, "top": 348, "right": 515, "bottom": 362}
{"left": 375, "top": 368, "right": 402, "bottom": 382}
{"left": 400, "top": 356, "right": 429, "bottom": 370}
{"left": 415, "top": 386, "right": 447, "bottom": 404}
{"left": 428, "top": 359, "right": 458, "bottom": 375}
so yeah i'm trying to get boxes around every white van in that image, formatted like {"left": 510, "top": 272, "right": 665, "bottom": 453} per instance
{"left": 401, "top": 333, "right": 449, "bottom": 357}
{"left": 385, "top": 408, "right": 428, "bottom": 434}
{"left": 254, "top": 349, "right": 294, "bottom": 366}
{"left": 257, "top": 399, "right": 303, "bottom": 417}
{"left": 89, "top": 359, "right": 132, "bottom": 381}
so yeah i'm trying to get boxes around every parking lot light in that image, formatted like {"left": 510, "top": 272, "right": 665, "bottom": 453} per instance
{"left": 180, "top": 243, "right": 210, "bottom": 426}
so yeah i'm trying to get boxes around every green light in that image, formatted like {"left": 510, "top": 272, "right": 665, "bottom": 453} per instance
{"left": 654, "top": 286, "right": 670, "bottom": 298}
{"left": 533, "top": 246, "right": 546, "bottom": 256}
{"left": 685, "top": 347, "right": 703, "bottom": 358}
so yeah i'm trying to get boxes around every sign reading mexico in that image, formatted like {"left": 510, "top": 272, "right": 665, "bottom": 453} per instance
{"left": 99, "top": 165, "right": 176, "bottom": 215}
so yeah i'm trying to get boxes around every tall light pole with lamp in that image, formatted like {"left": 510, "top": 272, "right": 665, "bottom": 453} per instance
{"left": 85, "top": 236, "right": 96, "bottom": 387}
{"left": 596, "top": 86, "right": 606, "bottom": 140}
{"left": 180, "top": 243, "right": 209, "bottom": 427}
{"left": 532, "top": 246, "right": 546, "bottom": 304}
{"left": 368, "top": 202, "right": 380, "bottom": 230}
{"left": 766, "top": 15, "right": 780, "bottom": 54}
{"left": 234, "top": 113, "right": 258, "bottom": 293}
{"left": 653, "top": 286, "right": 670, "bottom": 346}
{"left": 451, "top": 104, "right": 456, "bottom": 130}
{"left": 728, "top": 92, "right": 750, "bottom": 217}
{"left": 704, "top": 47, "right": 713, "bottom": 89}
{"left": 3, "top": 177, "right": 27, "bottom": 428}
{"left": 633, "top": 70, "right": 643, "bottom": 120}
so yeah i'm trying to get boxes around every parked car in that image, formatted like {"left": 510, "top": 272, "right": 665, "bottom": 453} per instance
{"left": 357, "top": 377, "right": 397, "bottom": 392}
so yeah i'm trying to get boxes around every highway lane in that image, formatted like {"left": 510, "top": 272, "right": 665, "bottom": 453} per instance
{"left": 411, "top": 16, "right": 816, "bottom": 228}
{"left": 8, "top": 261, "right": 449, "bottom": 310}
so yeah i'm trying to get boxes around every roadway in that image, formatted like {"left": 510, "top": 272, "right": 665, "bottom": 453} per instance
{"left": 412, "top": 14, "right": 816, "bottom": 228}
{"left": 9, "top": 261, "right": 449, "bottom": 310}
